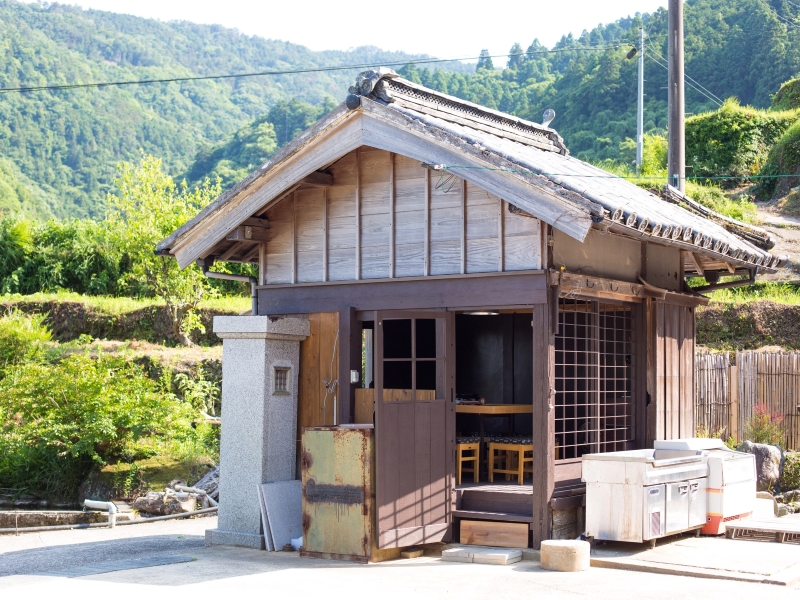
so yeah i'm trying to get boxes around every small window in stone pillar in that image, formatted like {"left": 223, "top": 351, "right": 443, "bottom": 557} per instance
{"left": 274, "top": 367, "right": 290, "bottom": 394}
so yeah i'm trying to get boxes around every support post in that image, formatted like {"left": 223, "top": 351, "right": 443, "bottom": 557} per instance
{"left": 729, "top": 364, "right": 739, "bottom": 442}
{"left": 531, "top": 297, "right": 555, "bottom": 548}
{"left": 668, "top": 0, "right": 685, "bottom": 192}
{"left": 338, "top": 307, "right": 360, "bottom": 425}
{"left": 206, "top": 316, "right": 310, "bottom": 549}
{"left": 636, "top": 26, "right": 645, "bottom": 174}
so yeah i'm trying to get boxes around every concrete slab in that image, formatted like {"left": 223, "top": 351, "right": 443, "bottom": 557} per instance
{"left": 441, "top": 545, "right": 522, "bottom": 565}
{"left": 591, "top": 533, "right": 800, "bottom": 586}
{"left": 260, "top": 481, "right": 301, "bottom": 551}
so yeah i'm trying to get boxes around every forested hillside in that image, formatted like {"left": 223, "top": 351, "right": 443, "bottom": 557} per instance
{"left": 0, "top": 1, "right": 469, "bottom": 218}
{"left": 2, "top": 0, "right": 800, "bottom": 219}
{"left": 187, "top": 0, "right": 800, "bottom": 187}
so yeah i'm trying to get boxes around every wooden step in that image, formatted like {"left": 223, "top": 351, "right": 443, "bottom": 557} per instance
{"left": 460, "top": 519, "right": 529, "bottom": 549}
{"left": 459, "top": 488, "right": 533, "bottom": 515}
{"left": 453, "top": 510, "right": 533, "bottom": 523}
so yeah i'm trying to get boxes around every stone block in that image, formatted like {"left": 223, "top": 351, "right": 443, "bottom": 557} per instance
{"left": 442, "top": 546, "right": 474, "bottom": 562}
{"left": 473, "top": 548, "right": 522, "bottom": 565}
{"left": 205, "top": 528, "right": 265, "bottom": 549}
{"left": 540, "top": 540, "right": 590, "bottom": 572}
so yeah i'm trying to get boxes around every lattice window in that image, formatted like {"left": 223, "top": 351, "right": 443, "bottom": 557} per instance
{"left": 555, "top": 299, "right": 634, "bottom": 460}
{"left": 274, "top": 367, "right": 290, "bottom": 393}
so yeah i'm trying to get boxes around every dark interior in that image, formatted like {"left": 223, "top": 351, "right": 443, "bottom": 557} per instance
{"left": 455, "top": 313, "right": 533, "bottom": 435}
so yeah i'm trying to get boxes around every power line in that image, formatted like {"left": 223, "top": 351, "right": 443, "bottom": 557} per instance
{"left": 646, "top": 39, "right": 724, "bottom": 104}
{"left": 647, "top": 52, "right": 723, "bottom": 107}
{"left": 0, "top": 44, "right": 634, "bottom": 95}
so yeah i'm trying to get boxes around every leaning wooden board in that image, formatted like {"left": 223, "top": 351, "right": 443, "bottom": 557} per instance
{"left": 460, "top": 520, "right": 528, "bottom": 548}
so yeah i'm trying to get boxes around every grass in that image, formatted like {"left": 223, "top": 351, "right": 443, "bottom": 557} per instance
{"left": 705, "top": 282, "right": 800, "bottom": 305}
{"left": 0, "top": 291, "right": 251, "bottom": 315}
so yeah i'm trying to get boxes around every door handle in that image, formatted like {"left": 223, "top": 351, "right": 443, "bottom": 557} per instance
{"left": 678, "top": 485, "right": 689, "bottom": 494}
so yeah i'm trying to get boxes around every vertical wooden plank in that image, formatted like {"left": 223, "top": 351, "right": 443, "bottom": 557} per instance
{"left": 416, "top": 402, "right": 431, "bottom": 528}
{"left": 498, "top": 198, "right": 505, "bottom": 272}
{"left": 355, "top": 148, "right": 361, "bottom": 281}
{"left": 424, "top": 168, "right": 430, "bottom": 277}
{"left": 460, "top": 179, "right": 466, "bottom": 275}
{"left": 291, "top": 191, "right": 297, "bottom": 285}
{"left": 257, "top": 242, "right": 266, "bottom": 287}
{"left": 389, "top": 153, "right": 395, "bottom": 278}
{"left": 652, "top": 300, "right": 666, "bottom": 442}
{"left": 683, "top": 307, "right": 696, "bottom": 438}
{"left": 532, "top": 299, "right": 555, "bottom": 548}
{"left": 322, "top": 187, "right": 328, "bottom": 282}
{"left": 338, "top": 307, "right": 359, "bottom": 426}
{"left": 445, "top": 310, "right": 456, "bottom": 535}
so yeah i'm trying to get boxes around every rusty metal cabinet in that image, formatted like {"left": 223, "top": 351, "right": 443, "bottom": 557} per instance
{"left": 300, "top": 425, "right": 400, "bottom": 563}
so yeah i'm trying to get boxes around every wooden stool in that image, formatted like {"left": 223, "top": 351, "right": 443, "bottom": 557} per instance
{"left": 456, "top": 440, "right": 480, "bottom": 484}
{"left": 488, "top": 442, "right": 533, "bottom": 485}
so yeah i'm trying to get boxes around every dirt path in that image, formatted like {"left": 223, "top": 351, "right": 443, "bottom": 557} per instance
{"left": 756, "top": 203, "right": 800, "bottom": 281}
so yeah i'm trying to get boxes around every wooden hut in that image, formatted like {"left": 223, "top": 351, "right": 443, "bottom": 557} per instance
{"left": 157, "top": 68, "right": 785, "bottom": 551}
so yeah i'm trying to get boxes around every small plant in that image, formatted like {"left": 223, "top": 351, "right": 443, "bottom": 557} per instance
{"left": 744, "top": 403, "right": 785, "bottom": 447}
{"left": 781, "top": 453, "right": 800, "bottom": 491}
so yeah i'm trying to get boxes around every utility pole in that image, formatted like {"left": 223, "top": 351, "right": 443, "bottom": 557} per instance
{"left": 636, "top": 27, "right": 644, "bottom": 174}
{"left": 668, "top": 0, "right": 685, "bottom": 192}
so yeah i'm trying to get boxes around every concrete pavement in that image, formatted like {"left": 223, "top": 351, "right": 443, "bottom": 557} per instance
{"left": 2, "top": 516, "right": 799, "bottom": 599}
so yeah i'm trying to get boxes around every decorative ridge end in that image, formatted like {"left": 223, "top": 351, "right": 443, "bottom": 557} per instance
{"left": 348, "top": 68, "right": 399, "bottom": 104}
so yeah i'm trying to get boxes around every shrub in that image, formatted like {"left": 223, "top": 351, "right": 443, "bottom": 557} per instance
{"left": 686, "top": 99, "right": 799, "bottom": 188}
{"left": 781, "top": 452, "right": 800, "bottom": 491}
{"left": 744, "top": 403, "right": 785, "bottom": 447}
{"left": 771, "top": 78, "right": 800, "bottom": 112}
{"left": 0, "top": 310, "right": 51, "bottom": 373}
{"left": 0, "top": 352, "right": 202, "bottom": 500}
{"left": 756, "top": 119, "right": 800, "bottom": 200}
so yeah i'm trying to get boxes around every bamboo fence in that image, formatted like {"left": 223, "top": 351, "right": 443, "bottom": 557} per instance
{"left": 737, "top": 351, "right": 800, "bottom": 451}
{"left": 693, "top": 351, "right": 800, "bottom": 451}
{"left": 695, "top": 352, "right": 730, "bottom": 438}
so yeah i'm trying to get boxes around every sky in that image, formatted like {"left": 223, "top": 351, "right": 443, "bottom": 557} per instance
{"left": 45, "top": 0, "right": 669, "bottom": 60}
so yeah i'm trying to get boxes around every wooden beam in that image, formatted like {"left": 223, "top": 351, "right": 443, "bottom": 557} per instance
{"left": 498, "top": 198, "right": 505, "bottom": 272}
{"left": 322, "top": 187, "right": 328, "bottom": 283}
{"left": 258, "top": 270, "right": 548, "bottom": 314}
{"left": 684, "top": 250, "right": 704, "bottom": 276}
{"left": 389, "top": 152, "right": 395, "bottom": 278}
{"left": 424, "top": 168, "right": 431, "bottom": 277}
{"left": 557, "top": 271, "right": 708, "bottom": 307}
{"left": 241, "top": 244, "right": 260, "bottom": 263}
{"left": 355, "top": 148, "right": 361, "bottom": 281}
{"left": 218, "top": 241, "right": 244, "bottom": 262}
{"left": 726, "top": 262, "right": 736, "bottom": 274}
{"left": 300, "top": 171, "right": 334, "bottom": 187}
{"left": 461, "top": 178, "right": 466, "bottom": 275}
{"left": 531, "top": 299, "right": 555, "bottom": 548}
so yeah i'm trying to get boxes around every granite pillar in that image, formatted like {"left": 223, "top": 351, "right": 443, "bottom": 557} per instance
{"left": 205, "top": 315, "right": 310, "bottom": 549}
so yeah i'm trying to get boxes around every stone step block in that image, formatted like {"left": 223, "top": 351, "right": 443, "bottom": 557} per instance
{"left": 540, "top": 540, "right": 590, "bottom": 572}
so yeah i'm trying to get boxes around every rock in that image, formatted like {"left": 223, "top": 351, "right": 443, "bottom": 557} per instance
{"left": 780, "top": 490, "right": 800, "bottom": 503}
{"left": 778, "top": 504, "right": 790, "bottom": 517}
{"left": 756, "top": 491, "right": 779, "bottom": 517}
{"left": 77, "top": 464, "right": 114, "bottom": 504}
{"left": 193, "top": 465, "right": 219, "bottom": 501}
{"left": 132, "top": 492, "right": 197, "bottom": 516}
{"left": 738, "top": 441, "right": 782, "bottom": 492}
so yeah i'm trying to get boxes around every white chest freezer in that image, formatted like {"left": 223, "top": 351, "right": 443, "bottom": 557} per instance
{"left": 582, "top": 448, "right": 709, "bottom": 545}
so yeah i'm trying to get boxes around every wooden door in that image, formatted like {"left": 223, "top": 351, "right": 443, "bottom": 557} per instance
{"left": 375, "top": 311, "right": 454, "bottom": 548}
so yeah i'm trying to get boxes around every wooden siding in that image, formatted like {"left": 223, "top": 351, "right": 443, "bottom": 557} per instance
{"left": 263, "top": 147, "right": 541, "bottom": 286}
{"left": 646, "top": 301, "right": 695, "bottom": 444}
{"left": 552, "top": 229, "right": 641, "bottom": 283}
{"left": 298, "top": 312, "right": 340, "bottom": 431}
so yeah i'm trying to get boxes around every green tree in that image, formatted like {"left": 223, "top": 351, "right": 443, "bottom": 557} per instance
{"left": 477, "top": 49, "right": 494, "bottom": 71}
{"left": 106, "top": 155, "right": 221, "bottom": 345}
{"left": 507, "top": 43, "right": 525, "bottom": 70}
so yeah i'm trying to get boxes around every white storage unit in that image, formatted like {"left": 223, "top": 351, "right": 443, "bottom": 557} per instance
{"left": 654, "top": 439, "right": 756, "bottom": 534}
{"left": 582, "top": 448, "right": 708, "bottom": 546}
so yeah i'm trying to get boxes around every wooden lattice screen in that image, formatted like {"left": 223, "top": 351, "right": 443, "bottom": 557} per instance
{"left": 555, "top": 299, "right": 634, "bottom": 460}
